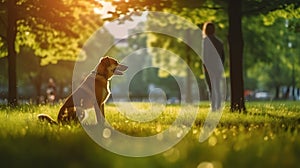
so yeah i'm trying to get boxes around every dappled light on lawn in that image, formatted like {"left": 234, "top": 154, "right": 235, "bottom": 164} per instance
{"left": 0, "top": 102, "right": 300, "bottom": 167}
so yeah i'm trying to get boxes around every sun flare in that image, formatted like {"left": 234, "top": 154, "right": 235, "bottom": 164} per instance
{"left": 94, "top": 0, "right": 116, "bottom": 19}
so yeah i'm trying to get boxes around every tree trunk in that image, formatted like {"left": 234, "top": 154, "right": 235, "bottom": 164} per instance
{"left": 283, "top": 86, "right": 290, "bottom": 99}
{"left": 7, "top": 0, "right": 18, "bottom": 106}
{"left": 34, "top": 79, "right": 42, "bottom": 104}
{"left": 186, "top": 62, "right": 193, "bottom": 103}
{"left": 185, "top": 30, "right": 192, "bottom": 103}
{"left": 228, "top": 0, "right": 246, "bottom": 112}
{"left": 34, "top": 70, "right": 43, "bottom": 104}
{"left": 274, "top": 85, "right": 280, "bottom": 99}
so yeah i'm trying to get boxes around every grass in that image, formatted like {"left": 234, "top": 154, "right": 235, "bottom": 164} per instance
{"left": 0, "top": 101, "right": 300, "bottom": 168}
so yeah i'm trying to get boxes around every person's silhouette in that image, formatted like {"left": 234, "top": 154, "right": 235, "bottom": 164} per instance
{"left": 202, "top": 22, "right": 225, "bottom": 111}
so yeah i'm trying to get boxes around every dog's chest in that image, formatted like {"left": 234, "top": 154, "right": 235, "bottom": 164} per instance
{"left": 102, "top": 83, "right": 110, "bottom": 102}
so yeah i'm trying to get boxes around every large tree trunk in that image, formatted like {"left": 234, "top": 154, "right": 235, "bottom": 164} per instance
{"left": 228, "top": 0, "right": 246, "bottom": 112}
{"left": 7, "top": 0, "right": 18, "bottom": 106}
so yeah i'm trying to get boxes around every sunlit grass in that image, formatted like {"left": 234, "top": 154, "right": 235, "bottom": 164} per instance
{"left": 0, "top": 101, "right": 299, "bottom": 168}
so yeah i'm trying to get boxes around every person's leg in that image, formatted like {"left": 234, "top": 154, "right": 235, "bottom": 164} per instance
{"left": 204, "top": 70, "right": 212, "bottom": 98}
{"left": 210, "top": 75, "right": 223, "bottom": 111}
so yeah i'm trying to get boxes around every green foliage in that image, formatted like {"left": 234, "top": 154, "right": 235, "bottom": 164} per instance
{"left": 0, "top": 34, "right": 6, "bottom": 56}
{"left": 0, "top": 102, "right": 300, "bottom": 167}
{"left": 263, "top": 4, "right": 300, "bottom": 26}
{"left": 0, "top": 0, "right": 104, "bottom": 65}
{"left": 243, "top": 15, "right": 300, "bottom": 91}
{"left": 103, "top": 0, "right": 228, "bottom": 74}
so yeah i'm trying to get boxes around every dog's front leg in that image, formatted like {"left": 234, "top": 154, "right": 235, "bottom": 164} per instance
{"left": 100, "top": 103, "right": 105, "bottom": 118}
{"left": 94, "top": 101, "right": 105, "bottom": 124}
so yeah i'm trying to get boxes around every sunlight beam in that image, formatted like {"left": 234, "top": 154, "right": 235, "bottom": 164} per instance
{"left": 94, "top": 0, "right": 116, "bottom": 19}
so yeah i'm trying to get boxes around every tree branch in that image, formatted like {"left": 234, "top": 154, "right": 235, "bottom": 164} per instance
{"left": 0, "top": 34, "right": 7, "bottom": 42}
{"left": 200, "top": 6, "right": 224, "bottom": 10}
{"left": 243, "top": 1, "right": 299, "bottom": 16}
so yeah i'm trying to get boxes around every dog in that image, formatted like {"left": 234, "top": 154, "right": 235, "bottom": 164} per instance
{"left": 38, "top": 56, "right": 128, "bottom": 125}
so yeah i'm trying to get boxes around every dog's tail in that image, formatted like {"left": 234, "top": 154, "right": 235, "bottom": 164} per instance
{"left": 37, "top": 114, "right": 58, "bottom": 125}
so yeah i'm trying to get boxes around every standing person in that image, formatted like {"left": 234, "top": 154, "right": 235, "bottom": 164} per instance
{"left": 202, "top": 22, "right": 225, "bottom": 111}
{"left": 46, "top": 78, "right": 56, "bottom": 104}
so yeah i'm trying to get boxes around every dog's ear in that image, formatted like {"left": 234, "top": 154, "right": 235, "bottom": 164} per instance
{"left": 100, "top": 56, "right": 111, "bottom": 67}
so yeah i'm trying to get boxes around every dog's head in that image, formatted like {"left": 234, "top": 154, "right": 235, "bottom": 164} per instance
{"left": 96, "top": 56, "right": 128, "bottom": 80}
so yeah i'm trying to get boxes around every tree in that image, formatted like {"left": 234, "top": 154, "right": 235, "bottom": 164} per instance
{"left": 227, "top": 0, "right": 245, "bottom": 111}
{"left": 106, "top": 1, "right": 224, "bottom": 103}
{"left": 6, "top": 0, "right": 18, "bottom": 106}
{"left": 261, "top": 4, "right": 300, "bottom": 100}
{"left": 104, "top": 0, "right": 300, "bottom": 111}
{"left": 0, "top": 0, "right": 103, "bottom": 106}
{"left": 17, "top": 46, "right": 76, "bottom": 103}
{"left": 243, "top": 13, "right": 300, "bottom": 99}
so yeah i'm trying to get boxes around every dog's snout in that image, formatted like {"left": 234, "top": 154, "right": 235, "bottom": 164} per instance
{"left": 113, "top": 64, "right": 128, "bottom": 75}
{"left": 117, "top": 64, "right": 128, "bottom": 71}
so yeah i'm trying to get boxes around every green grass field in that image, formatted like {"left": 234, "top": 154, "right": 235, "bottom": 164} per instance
{"left": 0, "top": 101, "right": 299, "bottom": 168}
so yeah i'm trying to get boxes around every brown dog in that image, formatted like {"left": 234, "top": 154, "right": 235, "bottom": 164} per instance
{"left": 38, "top": 56, "right": 128, "bottom": 125}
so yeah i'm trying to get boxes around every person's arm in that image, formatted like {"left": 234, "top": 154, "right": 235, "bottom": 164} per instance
{"left": 221, "top": 45, "right": 225, "bottom": 65}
